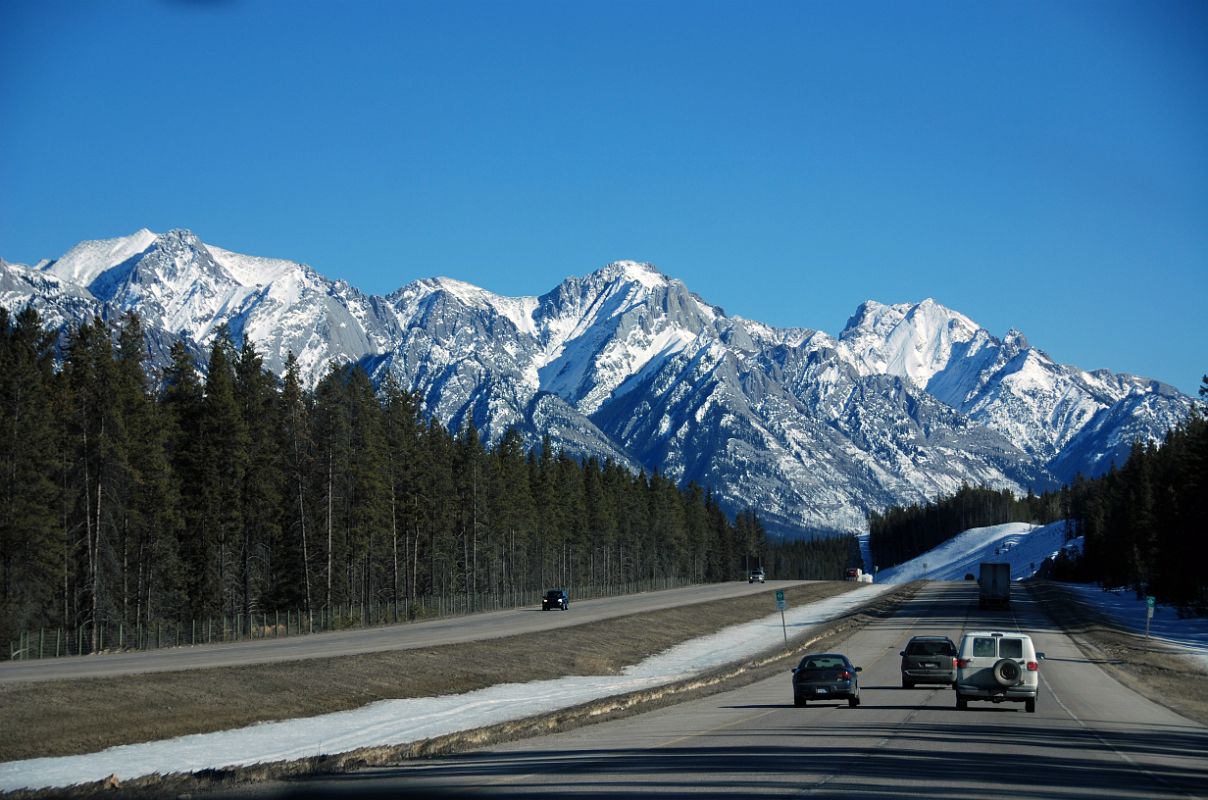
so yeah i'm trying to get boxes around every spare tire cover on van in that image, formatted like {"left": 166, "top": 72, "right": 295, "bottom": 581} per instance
{"left": 993, "top": 658, "right": 1022, "bottom": 687}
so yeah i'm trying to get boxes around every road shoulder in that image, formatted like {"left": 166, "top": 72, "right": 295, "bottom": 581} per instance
{"left": 1028, "top": 580, "right": 1208, "bottom": 727}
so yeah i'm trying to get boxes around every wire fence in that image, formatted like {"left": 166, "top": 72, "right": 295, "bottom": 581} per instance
{"left": 6, "top": 575, "right": 695, "bottom": 661}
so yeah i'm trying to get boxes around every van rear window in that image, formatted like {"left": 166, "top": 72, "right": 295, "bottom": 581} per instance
{"left": 1000, "top": 638, "right": 1024, "bottom": 659}
{"left": 972, "top": 638, "right": 997, "bottom": 658}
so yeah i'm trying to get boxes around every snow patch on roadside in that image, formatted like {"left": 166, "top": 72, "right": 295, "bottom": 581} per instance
{"left": 0, "top": 585, "right": 892, "bottom": 792}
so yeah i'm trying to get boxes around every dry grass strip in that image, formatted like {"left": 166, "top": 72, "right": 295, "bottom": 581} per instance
{"left": 2, "top": 582, "right": 916, "bottom": 799}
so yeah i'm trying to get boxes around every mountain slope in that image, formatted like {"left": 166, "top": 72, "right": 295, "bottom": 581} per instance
{"left": 1, "top": 229, "right": 1192, "bottom": 535}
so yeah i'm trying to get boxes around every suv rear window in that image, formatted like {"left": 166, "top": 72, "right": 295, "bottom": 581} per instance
{"left": 972, "top": 637, "right": 997, "bottom": 658}
{"left": 999, "top": 638, "right": 1024, "bottom": 659}
{"left": 907, "top": 641, "right": 952, "bottom": 656}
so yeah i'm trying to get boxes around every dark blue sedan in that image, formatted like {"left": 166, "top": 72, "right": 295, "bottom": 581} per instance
{"left": 792, "top": 652, "right": 862, "bottom": 707}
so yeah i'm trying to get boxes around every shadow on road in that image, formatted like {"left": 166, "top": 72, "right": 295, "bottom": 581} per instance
{"left": 231, "top": 721, "right": 1208, "bottom": 799}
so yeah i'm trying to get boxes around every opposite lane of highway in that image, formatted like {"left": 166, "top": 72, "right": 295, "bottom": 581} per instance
{"left": 0, "top": 580, "right": 807, "bottom": 684}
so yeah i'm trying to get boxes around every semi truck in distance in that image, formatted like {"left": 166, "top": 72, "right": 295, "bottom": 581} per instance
{"left": 978, "top": 562, "right": 1011, "bottom": 609}
{"left": 845, "top": 567, "right": 873, "bottom": 583}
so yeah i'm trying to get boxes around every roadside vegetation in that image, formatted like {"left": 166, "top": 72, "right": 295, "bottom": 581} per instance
{"left": 1050, "top": 384, "right": 1208, "bottom": 612}
{"left": 0, "top": 307, "right": 783, "bottom": 661}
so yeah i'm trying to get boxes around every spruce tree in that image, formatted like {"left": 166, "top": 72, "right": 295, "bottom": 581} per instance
{"left": 277, "top": 352, "right": 316, "bottom": 621}
{"left": 0, "top": 307, "right": 62, "bottom": 649}
{"left": 199, "top": 328, "right": 249, "bottom": 624}
{"left": 161, "top": 340, "right": 208, "bottom": 624}
{"left": 234, "top": 339, "right": 284, "bottom": 632}
{"left": 114, "top": 313, "right": 184, "bottom": 633}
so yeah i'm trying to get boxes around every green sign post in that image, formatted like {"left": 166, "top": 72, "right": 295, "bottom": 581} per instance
{"left": 775, "top": 590, "right": 787, "bottom": 645}
{"left": 1146, "top": 596, "right": 1156, "bottom": 639}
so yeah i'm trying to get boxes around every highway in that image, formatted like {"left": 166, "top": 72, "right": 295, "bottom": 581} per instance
{"left": 233, "top": 581, "right": 1208, "bottom": 799}
{"left": 0, "top": 580, "right": 803, "bottom": 684}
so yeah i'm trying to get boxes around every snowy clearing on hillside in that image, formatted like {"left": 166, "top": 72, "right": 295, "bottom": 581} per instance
{"left": 0, "top": 585, "right": 892, "bottom": 792}
{"left": 871, "top": 521, "right": 1069, "bottom": 584}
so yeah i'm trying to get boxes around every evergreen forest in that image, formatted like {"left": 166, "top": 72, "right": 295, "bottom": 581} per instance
{"left": 0, "top": 307, "right": 859, "bottom": 657}
{"left": 870, "top": 379, "right": 1207, "bottom": 612}
{"left": 1057, "top": 383, "right": 1208, "bottom": 610}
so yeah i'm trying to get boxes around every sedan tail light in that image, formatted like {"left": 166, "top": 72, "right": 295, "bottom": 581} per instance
{"left": 838, "top": 670, "right": 852, "bottom": 680}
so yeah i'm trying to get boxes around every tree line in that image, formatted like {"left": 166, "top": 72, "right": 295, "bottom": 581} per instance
{"left": 1056, "top": 378, "right": 1208, "bottom": 611}
{"left": 868, "top": 378, "right": 1207, "bottom": 613}
{"left": 0, "top": 307, "right": 776, "bottom": 655}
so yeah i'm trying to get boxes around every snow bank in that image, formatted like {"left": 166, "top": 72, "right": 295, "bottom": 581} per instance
{"left": 0, "top": 585, "right": 892, "bottom": 792}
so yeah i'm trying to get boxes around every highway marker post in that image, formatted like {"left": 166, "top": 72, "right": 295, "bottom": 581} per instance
{"left": 1146, "top": 595, "right": 1155, "bottom": 639}
{"left": 775, "top": 590, "right": 787, "bottom": 645}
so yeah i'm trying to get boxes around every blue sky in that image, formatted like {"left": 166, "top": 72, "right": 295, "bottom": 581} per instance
{"left": 2, "top": 0, "right": 1205, "bottom": 394}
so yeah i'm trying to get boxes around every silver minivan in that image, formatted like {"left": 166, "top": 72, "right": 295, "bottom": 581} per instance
{"left": 955, "top": 631, "right": 1045, "bottom": 713}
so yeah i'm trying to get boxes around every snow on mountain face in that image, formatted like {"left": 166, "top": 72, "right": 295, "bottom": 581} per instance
{"left": 43, "top": 228, "right": 158, "bottom": 287}
{"left": 839, "top": 298, "right": 983, "bottom": 387}
{"left": 1, "top": 230, "right": 1194, "bottom": 535}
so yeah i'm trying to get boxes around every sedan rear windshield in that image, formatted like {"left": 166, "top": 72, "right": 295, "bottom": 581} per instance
{"left": 799, "top": 657, "right": 845, "bottom": 670}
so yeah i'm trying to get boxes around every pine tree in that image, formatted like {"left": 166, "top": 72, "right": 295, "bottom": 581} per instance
{"left": 161, "top": 340, "right": 207, "bottom": 623}
{"left": 63, "top": 317, "right": 130, "bottom": 652}
{"left": 234, "top": 339, "right": 284, "bottom": 633}
{"left": 343, "top": 366, "right": 389, "bottom": 622}
{"left": 0, "top": 307, "right": 63, "bottom": 648}
{"left": 114, "top": 313, "right": 183, "bottom": 634}
{"left": 381, "top": 375, "right": 423, "bottom": 617}
{"left": 277, "top": 352, "right": 316, "bottom": 623}
{"left": 198, "top": 327, "right": 249, "bottom": 624}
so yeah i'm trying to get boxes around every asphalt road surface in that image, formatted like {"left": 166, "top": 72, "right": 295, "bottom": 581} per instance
{"left": 234, "top": 581, "right": 1208, "bottom": 799}
{"left": 0, "top": 580, "right": 803, "bottom": 684}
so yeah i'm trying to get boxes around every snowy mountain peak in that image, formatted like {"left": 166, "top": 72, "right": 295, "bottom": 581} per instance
{"left": 839, "top": 298, "right": 980, "bottom": 387}
{"left": 43, "top": 228, "right": 157, "bottom": 288}
{"left": 2, "top": 229, "right": 1194, "bottom": 537}
{"left": 1004, "top": 328, "right": 1030, "bottom": 349}
{"left": 594, "top": 260, "right": 668, "bottom": 290}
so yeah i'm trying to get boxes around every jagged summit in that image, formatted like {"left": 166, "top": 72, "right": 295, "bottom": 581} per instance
{"left": 1, "top": 229, "right": 1192, "bottom": 536}
{"left": 591, "top": 260, "right": 669, "bottom": 290}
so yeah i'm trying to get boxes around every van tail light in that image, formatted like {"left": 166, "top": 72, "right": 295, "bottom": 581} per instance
{"left": 1026, "top": 661, "right": 1039, "bottom": 671}
{"left": 957, "top": 658, "right": 972, "bottom": 668}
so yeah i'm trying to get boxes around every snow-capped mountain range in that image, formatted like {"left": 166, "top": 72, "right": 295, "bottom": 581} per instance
{"left": 1, "top": 229, "right": 1192, "bottom": 536}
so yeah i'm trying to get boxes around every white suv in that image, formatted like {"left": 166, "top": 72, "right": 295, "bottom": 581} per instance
{"left": 955, "top": 631, "right": 1045, "bottom": 713}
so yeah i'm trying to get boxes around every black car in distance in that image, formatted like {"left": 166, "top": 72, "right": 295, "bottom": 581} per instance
{"left": 791, "top": 652, "right": 862, "bottom": 707}
{"left": 542, "top": 589, "right": 569, "bottom": 610}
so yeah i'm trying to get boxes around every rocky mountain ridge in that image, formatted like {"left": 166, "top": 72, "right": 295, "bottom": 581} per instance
{"left": 1, "top": 229, "right": 1192, "bottom": 535}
